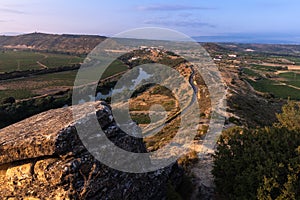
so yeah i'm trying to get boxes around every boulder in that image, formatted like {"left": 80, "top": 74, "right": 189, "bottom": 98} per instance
{"left": 0, "top": 101, "right": 181, "bottom": 199}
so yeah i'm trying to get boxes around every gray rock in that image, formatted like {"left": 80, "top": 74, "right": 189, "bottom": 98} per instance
{"left": 0, "top": 101, "right": 182, "bottom": 199}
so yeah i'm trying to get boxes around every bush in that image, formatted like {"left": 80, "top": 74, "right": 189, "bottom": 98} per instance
{"left": 228, "top": 116, "right": 241, "bottom": 125}
{"left": 213, "top": 101, "right": 300, "bottom": 199}
{"left": 0, "top": 92, "right": 71, "bottom": 129}
{"left": 1, "top": 96, "right": 15, "bottom": 104}
{"left": 276, "top": 100, "right": 300, "bottom": 131}
{"left": 166, "top": 175, "right": 194, "bottom": 200}
{"left": 178, "top": 151, "right": 199, "bottom": 169}
{"left": 213, "top": 126, "right": 300, "bottom": 200}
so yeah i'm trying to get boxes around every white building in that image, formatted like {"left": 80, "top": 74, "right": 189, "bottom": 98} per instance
{"left": 228, "top": 54, "right": 237, "bottom": 58}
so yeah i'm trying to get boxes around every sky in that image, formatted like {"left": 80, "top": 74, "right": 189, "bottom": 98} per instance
{"left": 0, "top": 0, "right": 300, "bottom": 43}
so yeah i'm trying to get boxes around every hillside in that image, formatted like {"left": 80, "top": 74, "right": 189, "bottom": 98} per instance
{"left": 0, "top": 33, "right": 106, "bottom": 55}
{"left": 0, "top": 33, "right": 294, "bottom": 129}
{"left": 1, "top": 32, "right": 300, "bottom": 198}
{"left": 219, "top": 43, "right": 300, "bottom": 56}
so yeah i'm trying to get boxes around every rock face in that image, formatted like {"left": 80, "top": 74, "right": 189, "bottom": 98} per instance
{"left": 0, "top": 101, "right": 181, "bottom": 199}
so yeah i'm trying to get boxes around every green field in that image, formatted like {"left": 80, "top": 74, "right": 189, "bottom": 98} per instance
{"left": 243, "top": 68, "right": 261, "bottom": 77}
{"left": 247, "top": 78, "right": 300, "bottom": 100}
{"left": 0, "top": 70, "right": 76, "bottom": 100}
{"left": 280, "top": 56, "right": 300, "bottom": 65}
{"left": 0, "top": 59, "right": 129, "bottom": 101}
{"left": 278, "top": 72, "right": 300, "bottom": 88}
{"left": 250, "top": 64, "right": 280, "bottom": 72}
{"left": 245, "top": 64, "right": 300, "bottom": 100}
{"left": 278, "top": 72, "right": 300, "bottom": 79}
{"left": 102, "top": 60, "right": 128, "bottom": 78}
{"left": 0, "top": 50, "right": 83, "bottom": 73}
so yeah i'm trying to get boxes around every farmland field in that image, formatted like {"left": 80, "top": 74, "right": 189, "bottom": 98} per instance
{"left": 243, "top": 68, "right": 261, "bottom": 77}
{"left": 102, "top": 60, "right": 128, "bottom": 78}
{"left": 247, "top": 78, "right": 300, "bottom": 100}
{"left": 250, "top": 64, "right": 281, "bottom": 72}
{"left": 0, "top": 70, "right": 76, "bottom": 100}
{"left": 244, "top": 59, "right": 300, "bottom": 100}
{"left": 0, "top": 59, "right": 129, "bottom": 101}
{"left": 278, "top": 72, "right": 300, "bottom": 87}
{"left": 0, "top": 50, "right": 83, "bottom": 73}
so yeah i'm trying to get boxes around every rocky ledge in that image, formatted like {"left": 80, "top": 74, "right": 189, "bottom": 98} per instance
{"left": 0, "top": 101, "right": 181, "bottom": 199}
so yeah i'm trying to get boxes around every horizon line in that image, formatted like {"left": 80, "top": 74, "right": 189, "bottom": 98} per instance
{"left": 1, "top": 31, "right": 300, "bottom": 45}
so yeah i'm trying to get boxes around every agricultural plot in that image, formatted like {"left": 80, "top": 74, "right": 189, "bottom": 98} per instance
{"left": 244, "top": 58, "right": 300, "bottom": 100}
{"left": 0, "top": 50, "right": 83, "bottom": 73}
{"left": 0, "top": 59, "right": 129, "bottom": 101}
{"left": 247, "top": 78, "right": 300, "bottom": 100}
{"left": 243, "top": 68, "right": 261, "bottom": 77}
{"left": 102, "top": 60, "right": 128, "bottom": 78}
{"left": 278, "top": 72, "right": 300, "bottom": 88}
{"left": 250, "top": 64, "right": 283, "bottom": 72}
{"left": 0, "top": 70, "right": 77, "bottom": 100}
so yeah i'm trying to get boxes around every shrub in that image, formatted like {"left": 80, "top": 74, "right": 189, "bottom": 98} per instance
{"left": 213, "top": 126, "right": 300, "bottom": 199}
{"left": 1, "top": 97, "right": 15, "bottom": 104}
{"left": 276, "top": 100, "right": 300, "bottom": 131}
{"left": 228, "top": 116, "right": 241, "bottom": 125}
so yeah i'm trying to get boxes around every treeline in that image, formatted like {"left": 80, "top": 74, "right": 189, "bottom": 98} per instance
{"left": 213, "top": 100, "right": 300, "bottom": 199}
{"left": 0, "top": 64, "right": 80, "bottom": 81}
{"left": 0, "top": 90, "right": 72, "bottom": 129}
{"left": 0, "top": 80, "right": 117, "bottom": 129}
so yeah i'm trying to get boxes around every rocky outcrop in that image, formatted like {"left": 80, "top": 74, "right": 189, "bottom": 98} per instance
{"left": 0, "top": 101, "right": 182, "bottom": 199}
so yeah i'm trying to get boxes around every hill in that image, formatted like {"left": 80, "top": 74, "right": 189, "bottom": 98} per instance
{"left": 219, "top": 43, "right": 300, "bottom": 56}
{"left": 0, "top": 33, "right": 106, "bottom": 55}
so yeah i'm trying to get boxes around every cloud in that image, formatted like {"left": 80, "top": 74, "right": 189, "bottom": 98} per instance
{"left": 144, "top": 19, "right": 215, "bottom": 28}
{"left": 0, "top": 32, "right": 22, "bottom": 36}
{"left": 0, "top": 19, "right": 13, "bottom": 23}
{"left": 177, "top": 13, "right": 193, "bottom": 18}
{"left": 0, "top": 7, "right": 25, "bottom": 14}
{"left": 137, "top": 4, "right": 215, "bottom": 11}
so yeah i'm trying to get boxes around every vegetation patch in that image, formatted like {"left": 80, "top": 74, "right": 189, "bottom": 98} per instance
{"left": 0, "top": 50, "right": 83, "bottom": 73}
{"left": 250, "top": 64, "right": 285, "bottom": 72}
{"left": 213, "top": 101, "right": 300, "bottom": 199}
{"left": 247, "top": 78, "right": 300, "bottom": 100}
{"left": 278, "top": 72, "right": 300, "bottom": 88}
{"left": 242, "top": 68, "right": 261, "bottom": 77}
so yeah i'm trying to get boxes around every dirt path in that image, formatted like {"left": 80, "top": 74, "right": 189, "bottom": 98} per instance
{"left": 278, "top": 82, "right": 300, "bottom": 91}
{"left": 190, "top": 122, "right": 216, "bottom": 200}
{"left": 36, "top": 52, "right": 49, "bottom": 69}
{"left": 36, "top": 61, "right": 48, "bottom": 69}
{"left": 188, "top": 67, "right": 228, "bottom": 199}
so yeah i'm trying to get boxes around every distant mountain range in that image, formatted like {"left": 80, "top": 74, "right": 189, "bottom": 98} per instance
{"left": 2, "top": 32, "right": 300, "bottom": 45}
{"left": 1, "top": 32, "right": 300, "bottom": 56}
{"left": 193, "top": 33, "right": 300, "bottom": 44}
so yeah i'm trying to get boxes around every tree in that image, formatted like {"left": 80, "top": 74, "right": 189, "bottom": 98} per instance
{"left": 213, "top": 126, "right": 300, "bottom": 199}
{"left": 276, "top": 100, "right": 300, "bottom": 131}
{"left": 1, "top": 96, "right": 15, "bottom": 104}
